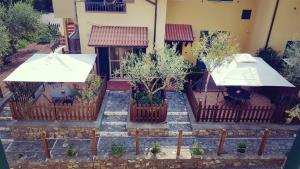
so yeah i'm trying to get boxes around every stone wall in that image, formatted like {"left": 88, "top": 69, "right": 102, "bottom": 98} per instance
{"left": 128, "top": 128, "right": 169, "bottom": 137}
{"left": 192, "top": 128, "right": 297, "bottom": 138}
{"left": 10, "top": 126, "right": 98, "bottom": 140}
{"left": 9, "top": 158, "right": 284, "bottom": 169}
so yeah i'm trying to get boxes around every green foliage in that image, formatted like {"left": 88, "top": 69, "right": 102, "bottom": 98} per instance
{"left": 35, "top": 24, "right": 53, "bottom": 44}
{"left": 0, "top": 21, "right": 11, "bottom": 65}
{"left": 191, "top": 143, "right": 204, "bottom": 156}
{"left": 256, "top": 47, "right": 283, "bottom": 72}
{"left": 286, "top": 91, "right": 300, "bottom": 123}
{"left": 16, "top": 39, "right": 31, "bottom": 49}
{"left": 135, "top": 91, "right": 163, "bottom": 105}
{"left": 6, "top": 82, "right": 42, "bottom": 101}
{"left": 237, "top": 142, "right": 247, "bottom": 153}
{"left": 150, "top": 142, "right": 161, "bottom": 155}
{"left": 81, "top": 74, "right": 102, "bottom": 103}
{"left": 283, "top": 41, "right": 300, "bottom": 85}
{"left": 67, "top": 145, "right": 77, "bottom": 157}
{"left": 117, "top": 45, "right": 190, "bottom": 102}
{"left": 111, "top": 144, "right": 124, "bottom": 157}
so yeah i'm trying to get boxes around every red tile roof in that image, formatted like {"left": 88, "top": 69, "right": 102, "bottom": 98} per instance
{"left": 88, "top": 26, "right": 148, "bottom": 47}
{"left": 165, "top": 24, "right": 194, "bottom": 42}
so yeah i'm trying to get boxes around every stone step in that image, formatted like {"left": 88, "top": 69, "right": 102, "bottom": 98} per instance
{"left": 102, "top": 122, "right": 127, "bottom": 125}
{"left": 99, "top": 132, "right": 128, "bottom": 137}
{"left": 168, "top": 112, "right": 188, "bottom": 116}
{"left": 0, "top": 127, "right": 10, "bottom": 131}
{"left": 0, "top": 117, "right": 12, "bottom": 120}
{"left": 100, "top": 124, "right": 127, "bottom": 132}
{"left": 104, "top": 111, "right": 128, "bottom": 116}
{"left": 102, "top": 115, "right": 127, "bottom": 123}
{"left": 0, "top": 130, "right": 12, "bottom": 139}
{"left": 167, "top": 115, "right": 190, "bottom": 122}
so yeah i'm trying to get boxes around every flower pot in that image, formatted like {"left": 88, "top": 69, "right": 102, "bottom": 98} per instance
{"left": 237, "top": 148, "right": 246, "bottom": 153}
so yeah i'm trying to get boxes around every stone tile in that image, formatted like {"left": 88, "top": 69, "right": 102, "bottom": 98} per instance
{"left": 102, "top": 115, "right": 127, "bottom": 123}
{"left": 166, "top": 92, "right": 187, "bottom": 113}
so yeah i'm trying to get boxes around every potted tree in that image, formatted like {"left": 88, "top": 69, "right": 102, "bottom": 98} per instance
{"left": 117, "top": 45, "right": 190, "bottom": 122}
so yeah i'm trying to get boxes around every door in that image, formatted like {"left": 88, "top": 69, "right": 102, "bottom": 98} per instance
{"left": 109, "top": 47, "right": 132, "bottom": 79}
{"left": 97, "top": 47, "right": 110, "bottom": 79}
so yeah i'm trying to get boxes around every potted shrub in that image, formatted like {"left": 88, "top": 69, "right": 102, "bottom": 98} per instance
{"left": 150, "top": 142, "right": 161, "bottom": 157}
{"left": 117, "top": 45, "right": 190, "bottom": 122}
{"left": 111, "top": 144, "right": 124, "bottom": 158}
{"left": 237, "top": 142, "right": 247, "bottom": 153}
{"left": 67, "top": 145, "right": 77, "bottom": 157}
{"left": 190, "top": 143, "right": 204, "bottom": 158}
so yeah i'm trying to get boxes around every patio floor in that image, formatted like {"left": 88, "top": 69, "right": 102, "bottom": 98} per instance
{"left": 193, "top": 91, "right": 272, "bottom": 107}
{"left": 35, "top": 83, "right": 84, "bottom": 104}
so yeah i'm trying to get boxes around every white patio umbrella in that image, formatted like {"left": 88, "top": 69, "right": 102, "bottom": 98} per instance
{"left": 211, "top": 53, "right": 295, "bottom": 87}
{"left": 4, "top": 53, "right": 97, "bottom": 82}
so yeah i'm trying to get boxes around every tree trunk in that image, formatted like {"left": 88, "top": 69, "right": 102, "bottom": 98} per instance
{"left": 204, "top": 73, "right": 211, "bottom": 105}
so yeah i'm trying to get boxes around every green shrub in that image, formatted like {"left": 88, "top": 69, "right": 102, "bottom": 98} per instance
{"left": 150, "top": 142, "right": 161, "bottom": 155}
{"left": 16, "top": 39, "right": 31, "bottom": 49}
{"left": 256, "top": 47, "right": 284, "bottom": 72}
{"left": 191, "top": 143, "right": 204, "bottom": 156}
{"left": 111, "top": 144, "right": 124, "bottom": 157}
{"left": 237, "top": 142, "right": 247, "bottom": 153}
{"left": 135, "top": 91, "right": 164, "bottom": 105}
{"left": 67, "top": 146, "right": 77, "bottom": 157}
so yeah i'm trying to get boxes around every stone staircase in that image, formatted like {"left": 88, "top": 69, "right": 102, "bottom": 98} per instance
{"left": 100, "top": 91, "right": 130, "bottom": 137}
{"left": 0, "top": 105, "right": 13, "bottom": 144}
{"left": 166, "top": 92, "right": 193, "bottom": 136}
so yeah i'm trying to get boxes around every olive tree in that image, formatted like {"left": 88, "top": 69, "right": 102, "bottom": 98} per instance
{"left": 117, "top": 45, "right": 190, "bottom": 103}
{"left": 284, "top": 41, "right": 300, "bottom": 85}
{"left": 286, "top": 91, "right": 300, "bottom": 123}
{"left": 192, "top": 31, "right": 239, "bottom": 104}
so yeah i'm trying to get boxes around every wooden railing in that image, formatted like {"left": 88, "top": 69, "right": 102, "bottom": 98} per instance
{"left": 130, "top": 99, "right": 168, "bottom": 123}
{"left": 10, "top": 78, "right": 107, "bottom": 121}
{"left": 85, "top": 1, "right": 126, "bottom": 12}
{"left": 186, "top": 84, "right": 288, "bottom": 123}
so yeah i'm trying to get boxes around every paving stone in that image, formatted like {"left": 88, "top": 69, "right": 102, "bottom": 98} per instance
{"left": 167, "top": 115, "right": 190, "bottom": 122}
{"left": 0, "top": 130, "right": 11, "bottom": 139}
{"left": 102, "top": 115, "right": 127, "bottom": 123}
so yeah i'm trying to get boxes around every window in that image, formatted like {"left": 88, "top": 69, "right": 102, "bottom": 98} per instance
{"left": 241, "top": 9, "right": 252, "bottom": 20}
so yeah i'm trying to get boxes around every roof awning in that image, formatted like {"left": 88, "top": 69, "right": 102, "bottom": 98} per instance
{"left": 4, "top": 53, "right": 96, "bottom": 83}
{"left": 211, "top": 54, "right": 295, "bottom": 87}
{"left": 165, "top": 24, "right": 194, "bottom": 42}
{"left": 88, "top": 26, "right": 148, "bottom": 47}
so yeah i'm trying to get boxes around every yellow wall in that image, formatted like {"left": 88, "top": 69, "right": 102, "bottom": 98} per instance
{"left": 269, "top": 0, "right": 300, "bottom": 53}
{"left": 76, "top": 0, "right": 167, "bottom": 54}
{"left": 52, "top": 0, "right": 76, "bottom": 20}
{"left": 166, "top": 0, "right": 260, "bottom": 64}
{"left": 246, "top": 0, "right": 276, "bottom": 54}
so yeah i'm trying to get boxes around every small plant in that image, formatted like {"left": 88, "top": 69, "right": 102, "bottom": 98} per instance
{"left": 111, "top": 144, "right": 124, "bottom": 157}
{"left": 150, "top": 142, "right": 161, "bottom": 155}
{"left": 237, "top": 142, "right": 247, "bottom": 153}
{"left": 191, "top": 143, "right": 204, "bottom": 156}
{"left": 67, "top": 145, "right": 77, "bottom": 157}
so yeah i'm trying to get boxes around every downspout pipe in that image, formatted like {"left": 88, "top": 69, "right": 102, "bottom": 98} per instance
{"left": 153, "top": 0, "right": 158, "bottom": 49}
{"left": 265, "top": 0, "right": 280, "bottom": 49}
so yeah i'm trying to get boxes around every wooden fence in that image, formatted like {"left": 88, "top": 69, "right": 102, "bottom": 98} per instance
{"left": 130, "top": 99, "right": 168, "bottom": 123}
{"left": 186, "top": 84, "right": 287, "bottom": 123}
{"left": 10, "top": 78, "right": 107, "bottom": 121}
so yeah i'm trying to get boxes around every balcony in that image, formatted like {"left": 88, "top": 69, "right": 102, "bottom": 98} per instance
{"left": 85, "top": 1, "right": 126, "bottom": 12}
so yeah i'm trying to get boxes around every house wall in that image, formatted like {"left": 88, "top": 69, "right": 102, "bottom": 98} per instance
{"left": 52, "top": 0, "right": 76, "bottom": 20}
{"left": 76, "top": 0, "right": 167, "bottom": 54}
{"left": 166, "top": 0, "right": 259, "bottom": 64}
{"left": 268, "top": 0, "right": 300, "bottom": 53}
